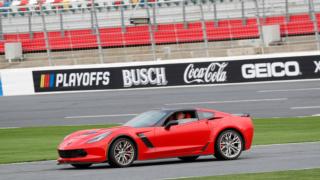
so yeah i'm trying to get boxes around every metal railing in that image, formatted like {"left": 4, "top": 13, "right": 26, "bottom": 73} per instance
{"left": 0, "top": 0, "right": 319, "bottom": 68}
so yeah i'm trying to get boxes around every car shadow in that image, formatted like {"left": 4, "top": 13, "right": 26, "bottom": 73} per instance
{"left": 58, "top": 156, "right": 241, "bottom": 170}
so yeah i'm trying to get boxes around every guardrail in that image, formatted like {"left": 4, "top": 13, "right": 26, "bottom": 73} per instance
{"left": 0, "top": 51, "right": 320, "bottom": 96}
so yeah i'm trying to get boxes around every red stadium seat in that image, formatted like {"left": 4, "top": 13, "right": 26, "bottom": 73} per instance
{"left": 0, "top": 13, "right": 319, "bottom": 53}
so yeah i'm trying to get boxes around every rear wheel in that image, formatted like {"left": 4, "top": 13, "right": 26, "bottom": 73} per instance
{"left": 108, "top": 138, "right": 136, "bottom": 168}
{"left": 178, "top": 156, "right": 199, "bottom": 162}
{"left": 214, "top": 130, "right": 243, "bottom": 160}
{"left": 71, "top": 164, "right": 92, "bottom": 169}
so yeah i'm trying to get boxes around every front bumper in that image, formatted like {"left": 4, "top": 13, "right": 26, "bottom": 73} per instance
{"left": 57, "top": 147, "right": 107, "bottom": 165}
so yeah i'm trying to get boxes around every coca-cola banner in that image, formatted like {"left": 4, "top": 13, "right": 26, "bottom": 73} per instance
{"left": 32, "top": 54, "right": 320, "bottom": 92}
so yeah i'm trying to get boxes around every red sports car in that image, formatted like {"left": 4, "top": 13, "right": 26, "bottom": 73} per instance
{"left": 57, "top": 108, "right": 254, "bottom": 168}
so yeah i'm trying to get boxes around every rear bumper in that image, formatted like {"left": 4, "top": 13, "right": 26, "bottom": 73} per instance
{"left": 244, "top": 118, "right": 254, "bottom": 150}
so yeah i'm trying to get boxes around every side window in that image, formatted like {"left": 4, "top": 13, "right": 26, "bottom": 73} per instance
{"left": 198, "top": 111, "right": 215, "bottom": 120}
{"left": 165, "top": 111, "right": 198, "bottom": 125}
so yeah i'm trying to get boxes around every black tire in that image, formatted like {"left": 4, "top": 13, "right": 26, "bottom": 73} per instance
{"left": 178, "top": 156, "right": 199, "bottom": 162}
{"left": 71, "top": 164, "right": 92, "bottom": 169}
{"left": 214, "top": 130, "right": 243, "bottom": 160}
{"left": 108, "top": 138, "right": 137, "bottom": 168}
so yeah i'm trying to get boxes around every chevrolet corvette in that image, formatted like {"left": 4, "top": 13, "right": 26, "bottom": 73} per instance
{"left": 57, "top": 108, "right": 254, "bottom": 168}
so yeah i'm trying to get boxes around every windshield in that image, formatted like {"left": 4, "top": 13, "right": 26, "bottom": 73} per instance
{"left": 124, "top": 110, "right": 168, "bottom": 128}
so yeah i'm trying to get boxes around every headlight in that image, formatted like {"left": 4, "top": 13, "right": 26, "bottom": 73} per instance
{"left": 87, "top": 132, "right": 112, "bottom": 144}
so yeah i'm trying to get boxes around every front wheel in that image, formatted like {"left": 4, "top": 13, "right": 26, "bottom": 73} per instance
{"left": 108, "top": 138, "right": 136, "bottom": 168}
{"left": 214, "top": 130, "right": 243, "bottom": 160}
{"left": 178, "top": 156, "right": 199, "bottom": 162}
{"left": 71, "top": 163, "right": 92, "bottom": 169}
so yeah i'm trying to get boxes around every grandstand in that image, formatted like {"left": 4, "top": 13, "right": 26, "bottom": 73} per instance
{"left": 0, "top": 0, "right": 319, "bottom": 68}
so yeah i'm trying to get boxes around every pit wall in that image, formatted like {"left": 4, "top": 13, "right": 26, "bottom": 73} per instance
{"left": 0, "top": 51, "right": 320, "bottom": 96}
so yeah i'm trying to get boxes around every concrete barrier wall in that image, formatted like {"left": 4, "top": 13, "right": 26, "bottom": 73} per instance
{"left": 0, "top": 73, "right": 3, "bottom": 96}
{"left": 0, "top": 69, "right": 34, "bottom": 96}
{"left": 1, "top": 51, "right": 320, "bottom": 96}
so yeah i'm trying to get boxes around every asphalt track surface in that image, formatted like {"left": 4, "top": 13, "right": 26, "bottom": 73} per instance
{"left": 0, "top": 142, "right": 319, "bottom": 180}
{"left": 1, "top": 79, "right": 320, "bottom": 128}
{"left": 1, "top": 80, "right": 320, "bottom": 179}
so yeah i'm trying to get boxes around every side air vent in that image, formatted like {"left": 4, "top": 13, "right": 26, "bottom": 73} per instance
{"left": 137, "top": 133, "right": 154, "bottom": 148}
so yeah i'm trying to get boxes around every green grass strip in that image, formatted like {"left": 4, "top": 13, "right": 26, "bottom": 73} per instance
{"left": 252, "top": 116, "right": 320, "bottom": 145}
{"left": 0, "top": 124, "right": 117, "bottom": 164}
{"left": 0, "top": 116, "right": 319, "bottom": 164}
{"left": 180, "top": 168, "right": 320, "bottom": 180}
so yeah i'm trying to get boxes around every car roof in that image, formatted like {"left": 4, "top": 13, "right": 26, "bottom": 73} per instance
{"left": 158, "top": 108, "right": 197, "bottom": 113}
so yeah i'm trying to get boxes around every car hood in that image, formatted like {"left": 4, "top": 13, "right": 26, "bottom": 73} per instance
{"left": 59, "top": 126, "right": 130, "bottom": 148}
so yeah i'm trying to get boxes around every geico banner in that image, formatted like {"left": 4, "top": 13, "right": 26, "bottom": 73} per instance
{"left": 32, "top": 55, "right": 320, "bottom": 92}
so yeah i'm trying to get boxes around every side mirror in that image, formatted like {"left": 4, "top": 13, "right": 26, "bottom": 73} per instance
{"left": 165, "top": 120, "right": 179, "bottom": 130}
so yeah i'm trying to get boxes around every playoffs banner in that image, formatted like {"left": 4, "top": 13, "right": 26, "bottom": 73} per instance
{"left": 33, "top": 55, "right": 320, "bottom": 92}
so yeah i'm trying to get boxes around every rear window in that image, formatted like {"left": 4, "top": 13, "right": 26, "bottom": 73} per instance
{"left": 198, "top": 111, "right": 215, "bottom": 120}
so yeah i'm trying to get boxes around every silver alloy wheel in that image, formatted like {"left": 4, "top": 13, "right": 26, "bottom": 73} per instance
{"left": 113, "top": 139, "right": 135, "bottom": 166}
{"left": 219, "top": 131, "right": 242, "bottom": 159}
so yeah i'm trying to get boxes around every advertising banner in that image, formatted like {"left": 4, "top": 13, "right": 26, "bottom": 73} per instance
{"left": 32, "top": 55, "right": 320, "bottom": 93}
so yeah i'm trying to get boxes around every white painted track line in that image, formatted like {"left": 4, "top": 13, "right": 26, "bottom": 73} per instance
{"left": 165, "top": 98, "right": 288, "bottom": 106}
{"left": 30, "top": 79, "right": 320, "bottom": 97}
{"left": 0, "top": 127, "right": 19, "bottom": 129}
{"left": 258, "top": 87, "right": 320, "bottom": 93}
{"left": 64, "top": 113, "right": 138, "bottom": 119}
{"left": 291, "top": 106, "right": 320, "bottom": 110}
{"left": 65, "top": 98, "right": 289, "bottom": 119}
